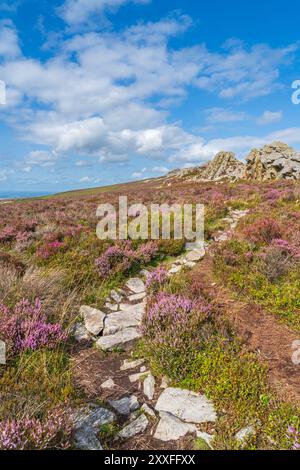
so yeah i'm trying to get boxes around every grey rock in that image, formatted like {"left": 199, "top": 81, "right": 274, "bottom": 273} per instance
{"left": 96, "top": 327, "right": 142, "bottom": 351}
{"left": 127, "top": 292, "right": 146, "bottom": 301}
{"left": 101, "top": 378, "right": 115, "bottom": 389}
{"left": 74, "top": 425, "right": 103, "bottom": 450}
{"left": 143, "top": 373, "right": 155, "bottom": 400}
{"left": 155, "top": 388, "right": 217, "bottom": 424}
{"left": 108, "top": 395, "right": 139, "bottom": 415}
{"left": 120, "top": 358, "right": 145, "bottom": 371}
{"left": 73, "top": 322, "right": 90, "bottom": 342}
{"left": 235, "top": 426, "right": 255, "bottom": 443}
{"left": 118, "top": 414, "right": 149, "bottom": 440}
{"left": 105, "top": 302, "right": 119, "bottom": 312}
{"left": 245, "top": 142, "right": 300, "bottom": 181}
{"left": 141, "top": 403, "right": 156, "bottom": 418}
{"left": 80, "top": 305, "right": 106, "bottom": 336}
{"left": 186, "top": 248, "right": 205, "bottom": 262}
{"left": 73, "top": 405, "right": 115, "bottom": 450}
{"left": 154, "top": 412, "right": 197, "bottom": 442}
{"left": 103, "top": 310, "right": 141, "bottom": 336}
{"left": 126, "top": 278, "right": 146, "bottom": 293}
{"left": 168, "top": 265, "right": 182, "bottom": 274}
{"left": 110, "top": 289, "right": 123, "bottom": 303}
{"left": 129, "top": 370, "right": 150, "bottom": 383}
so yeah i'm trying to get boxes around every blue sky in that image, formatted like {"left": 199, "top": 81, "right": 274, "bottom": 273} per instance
{"left": 0, "top": 0, "right": 300, "bottom": 193}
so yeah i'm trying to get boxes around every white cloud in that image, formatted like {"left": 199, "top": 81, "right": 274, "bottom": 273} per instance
{"left": 58, "top": 0, "right": 150, "bottom": 26}
{"left": 206, "top": 107, "right": 248, "bottom": 124}
{"left": 0, "top": 20, "right": 21, "bottom": 59}
{"left": 25, "top": 150, "right": 58, "bottom": 167}
{"left": 257, "top": 110, "right": 283, "bottom": 125}
{"left": 0, "top": 14, "right": 298, "bottom": 174}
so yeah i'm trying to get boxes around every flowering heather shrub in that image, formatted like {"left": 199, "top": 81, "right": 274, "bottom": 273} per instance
{"left": 0, "top": 408, "right": 72, "bottom": 450}
{"left": 146, "top": 267, "right": 168, "bottom": 292}
{"left": 36, "top": 240, "right": 65, "bottom": 260}
{"left": 141, "top": 292, "right": 215, "bottom": 379}
{"left": 95, "top": 241, "right": 158, "bottom": 278}
{"left": 287, "top": 426, "right": 300, "bottom": 450}
{"left": 0, "top": 299, "right": 67, "bottom": 355}
{"left": 271, "top": 239, "right": 300, "bottom": 257}
{"left": 243, "top": 218, "right": 282, "bottom": 245}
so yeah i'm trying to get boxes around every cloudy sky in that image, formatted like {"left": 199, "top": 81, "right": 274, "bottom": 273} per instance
{"left": 0, "top": 0, "right": 300, "bottom": 193}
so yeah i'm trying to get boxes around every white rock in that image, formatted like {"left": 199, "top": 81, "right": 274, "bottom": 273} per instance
{"left": 140, "top": 366, "right": 146, "bottom": 372}
{"left": 235, "top": 426, "right": 255, "bottom": 442}
{"left": 108, "top": 395, "right": 139, "bottom": 415}
{"left": 185, "top": 261, "right": 196, "bottom": 269}
{"left": 126, "top": 278, "right": 145, "bottom": 294}
{"left": 144, "top": 373, "right": 155, "bottom": 400}
{"left": 186, "top": 248, "right": 205, "bottom": 262}
{"left": 80, "top": 306, "right": 106, "bottom": 336}
{"left": 120, "top": 358, "right": 145, "bottom": 371}
{"left": 196, "top": 431, "right": 214, "bottom": 449}
{"left": 160, "top": 376, "right": 170, "bottom": 389}
{"left": 154, "top": 412, "right": 197, "bottom": 442}
{"left": 129, "top": 370, "right": 150, "bottom": 383}
{"left": 103, "top": 311, "right": 141, "bottom": 336}
{"left": 101, "top": 378, "right": 115, "bottom": 389}
{"left": 155, "top": 388, "right": 217, "bottom": 424}
{"left": 119, "top": 302, "right": 146, "bottom": 317}
{"left": 96, "top": 328, "right": 142, "bottom": 351}
{"left": 140, "top": 269, "right": 150, "bottom": 277}
{"left": 73, "top": 323, "right": 90, "bottom": 342}
{"left": 168, "top": 265, "right": 182, "bottom": 274}
{"left": 141, "top": 403, "right": 156, "bottom": 418}
{"left": 127, "top": 292, "right": 146, "bottom": 301}
{"left": 118, "top": 414, "right": 149, "bottom": 440}
{"left": 110, "top": 290, "right": 123, "bottom": 303}
{"left": 105, "top": 302, "right": 119, "bottom": 312}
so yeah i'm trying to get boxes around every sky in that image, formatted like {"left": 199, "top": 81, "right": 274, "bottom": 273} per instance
{"left": 0, "top": 0, "right": 300, "bottom": 193}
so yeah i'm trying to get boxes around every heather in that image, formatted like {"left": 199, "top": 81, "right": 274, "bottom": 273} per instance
{"left": 0, "top": 298, "right": 67, "bottom": 356}
{"left": 214, "top": 190, "right": 300, "bottom": 328}
{"left": 0, "top": 408, "right": 72, "bottom": 450}
{"left": 1, "top": 179, "right": 300, "bottom": 449}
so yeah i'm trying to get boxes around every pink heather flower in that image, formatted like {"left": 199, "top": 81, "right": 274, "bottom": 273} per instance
{"left": 287, "top": 425, "right": 300, "bottom": 451}
{"left": 146, "top": 267, "right": 168, "bottom": 291}
{"left": 0, "top": 298, "right": 67, "bottom": 355}
{"left": 0, "top": 408, "right": 72, "bottom": 450}
{"left": 95, "top": 241, "right": 158, "bottom": 278}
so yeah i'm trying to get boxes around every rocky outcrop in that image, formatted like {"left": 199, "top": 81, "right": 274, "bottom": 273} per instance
{"left": 166, "top": 151, "right": 245, "bottom": 182}
{"left": 198, "top": 151, "right": 245, "bottom": 181}
{"left": 245, "top": 142, "right": 300, "bottom": 181}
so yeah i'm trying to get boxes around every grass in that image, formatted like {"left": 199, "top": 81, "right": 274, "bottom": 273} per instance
{"left": 139, "top": 267, "right": 300, "bottom": 450}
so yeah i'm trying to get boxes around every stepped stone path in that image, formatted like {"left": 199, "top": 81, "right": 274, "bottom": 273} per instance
{"left": 72, "top": 209, "right": 249, "bottom": 450}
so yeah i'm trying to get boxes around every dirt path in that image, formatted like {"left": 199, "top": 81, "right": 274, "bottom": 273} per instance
{"left": 192, "top": 253, "right": 300, "bottom": 404}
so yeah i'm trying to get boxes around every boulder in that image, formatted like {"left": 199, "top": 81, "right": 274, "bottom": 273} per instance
{"left": 108, "top": 395, "right": 139, "bottom": 415}
{"left": 96, "top": 327, "right": 142, "bottom": 351}
{"left": 143, "top": 373, "right": 155, "bottom": 400}
{"left": 155, "top": 388, "right": 217, "bottom": 424}
{"left": 154, "top": 412, "right": 197, "bottom": 441}
{"left": 118, "top": 414, "right": 149, "bottom": 440}
{"left": 103, "top": 311, "right": 141, "bottom": 336}
{"left": 72, "top": 405, "right": 115, "bottom": 450}
{"left": 80, "top": 306, "right": 106, "bottom": 336}
{"left": 126, "top": 278, "right": 146, "bottom": 294}
{"left": 199, "top": 151, "right": 245, "bottom": 181}
{"left": 245, "top": 142, "right": 300, "bottom": 180}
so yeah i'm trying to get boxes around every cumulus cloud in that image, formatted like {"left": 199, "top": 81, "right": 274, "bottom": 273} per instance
{"left": 58, "top": 0, "right": 151, "bottom": 27}
{"left": 0, "top": 12, "right": 298, "bottom": 179}
{"left": 257, "top": 110, "right": 283, "bottom": 125}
